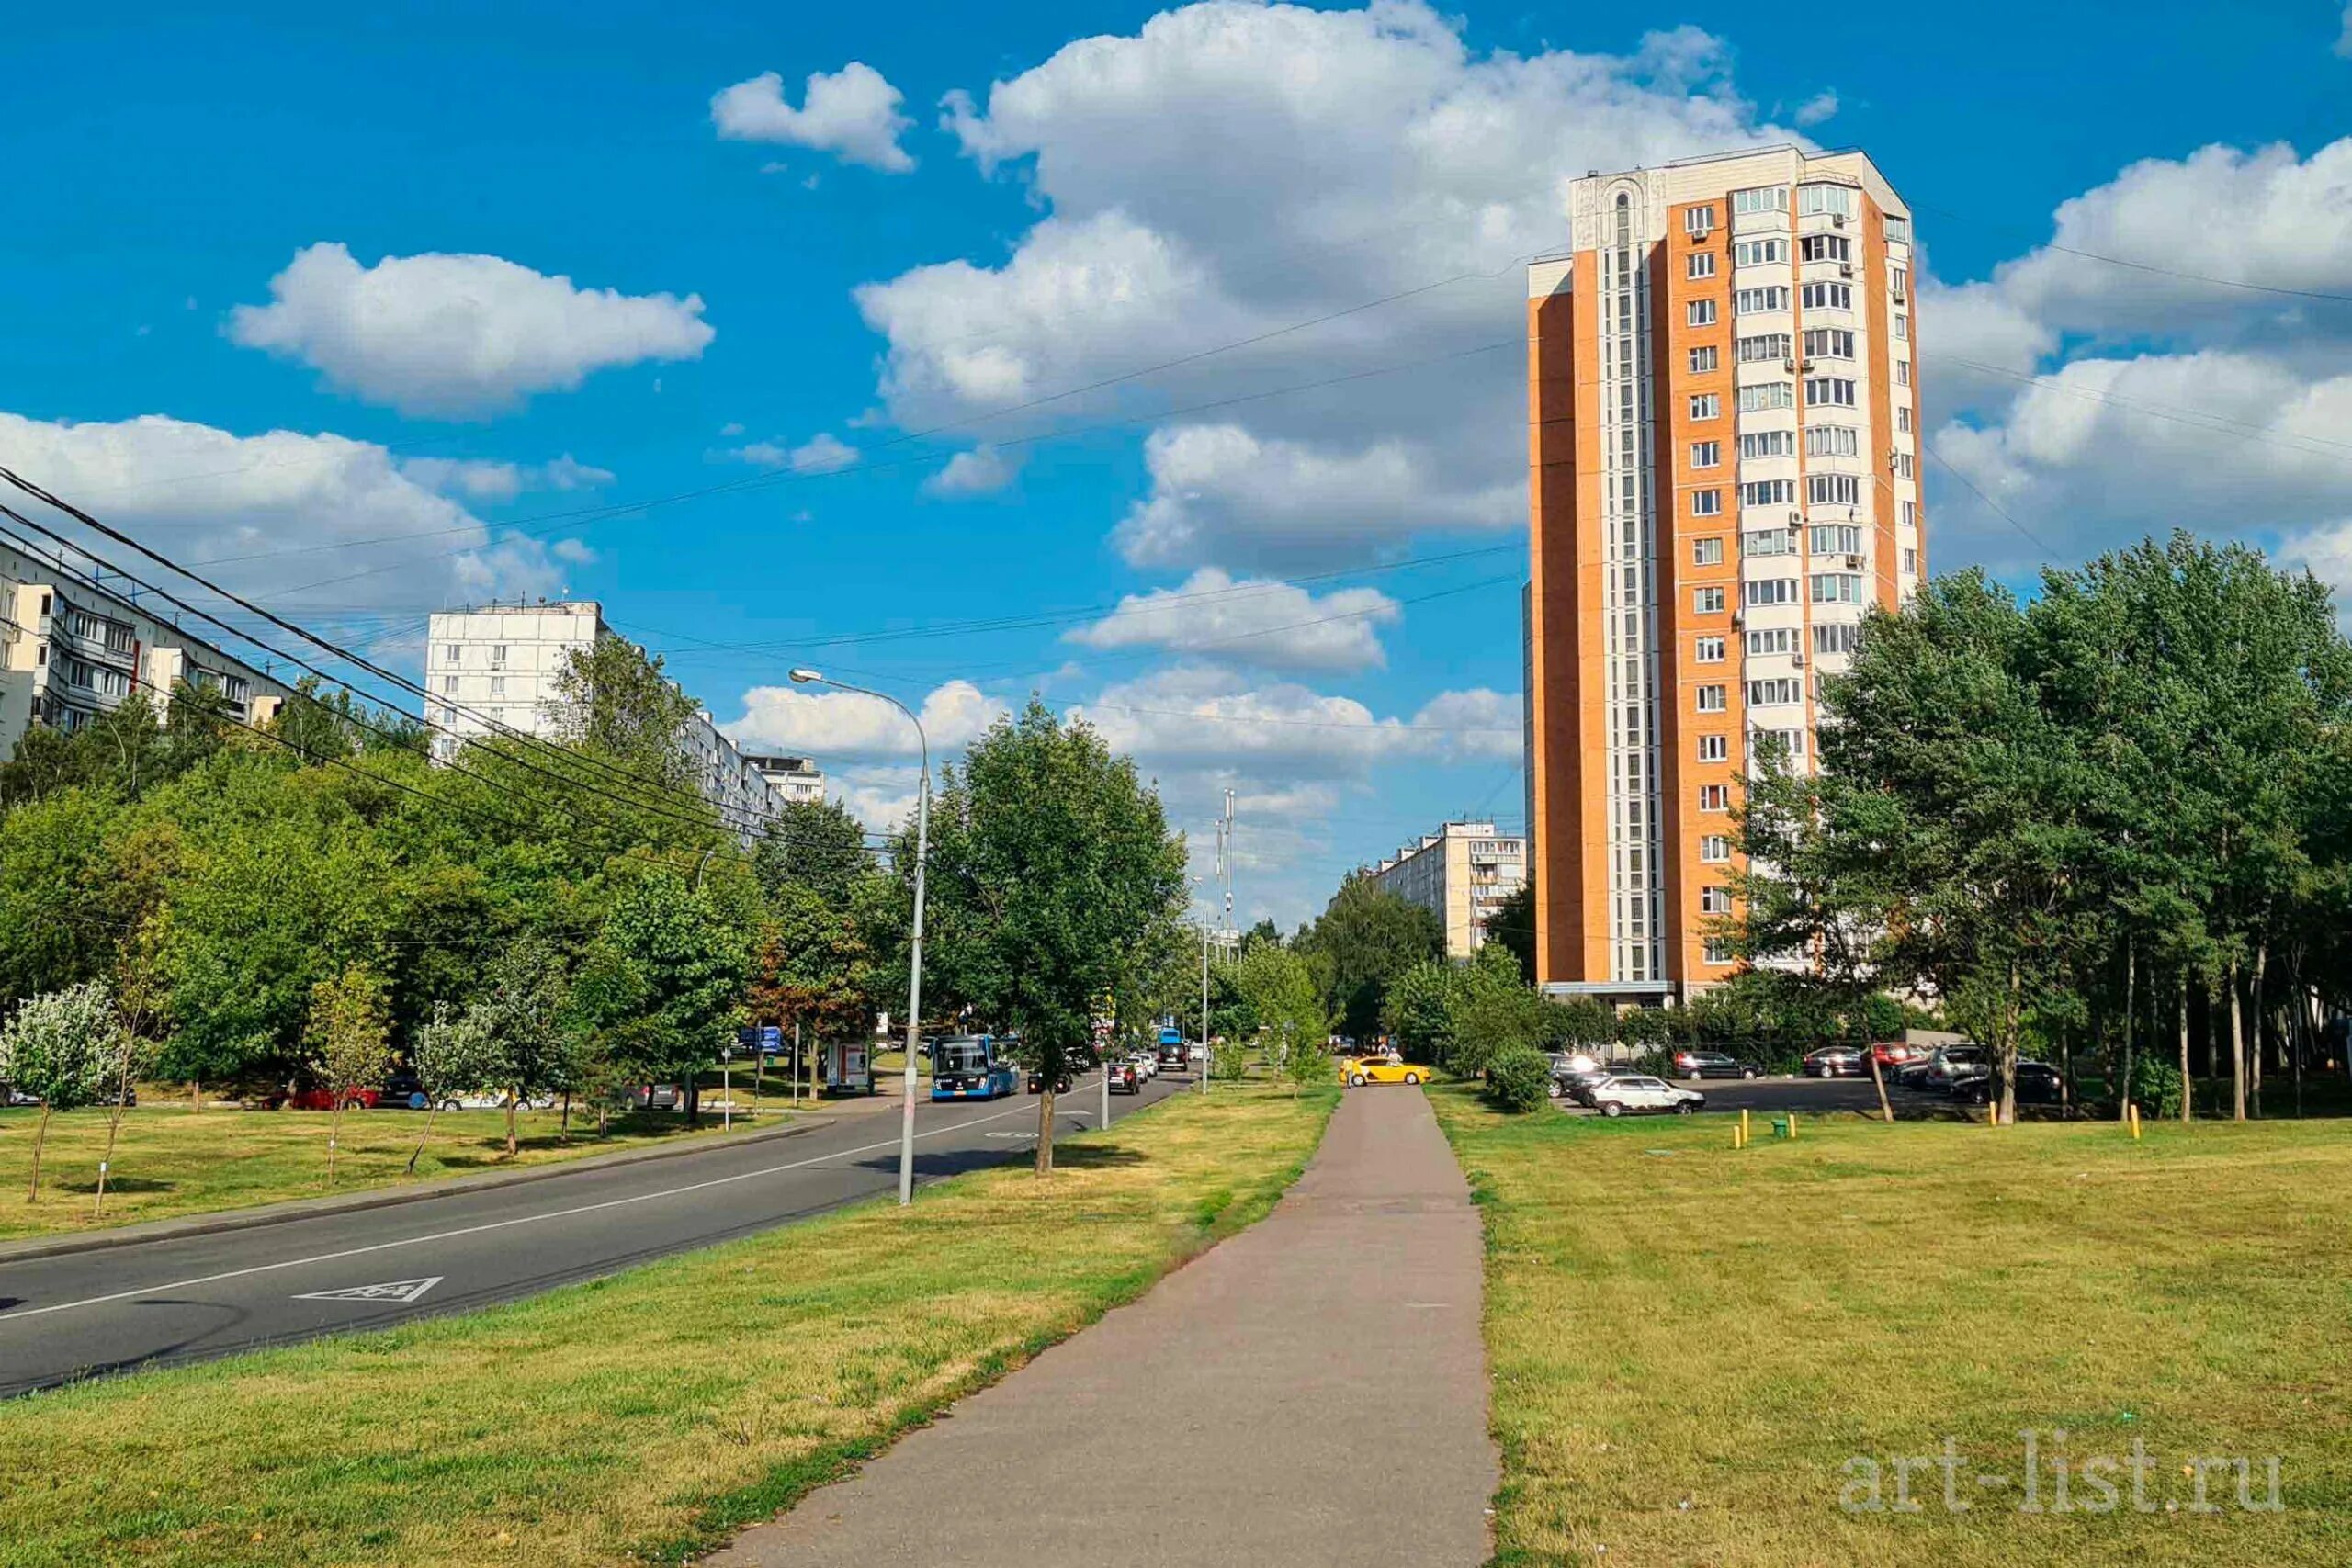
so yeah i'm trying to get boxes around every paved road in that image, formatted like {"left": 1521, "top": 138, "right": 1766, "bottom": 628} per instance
{"left": 707, "top": 1085, "right": 1498, "bottom": 1568}
{"left": 0, "top": 1069, "right": 1189, "bottom": 1396}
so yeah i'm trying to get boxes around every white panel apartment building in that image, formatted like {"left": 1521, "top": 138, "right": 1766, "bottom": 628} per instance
{"left": 0, "top": 532, "right": 293, "bottom": 756}
{"left": 1372, "top": 821, "right": 1529, "bottom": 961}
{"left": 423, "top": 602, "right": 818, "bottom": 831}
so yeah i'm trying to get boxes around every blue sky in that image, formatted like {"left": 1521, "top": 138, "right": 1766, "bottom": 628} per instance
{"left": 7, "top": 1, "right": 2352, "bottom": 924}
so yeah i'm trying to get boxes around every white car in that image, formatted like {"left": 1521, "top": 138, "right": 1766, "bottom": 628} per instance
{"left": 1586, "top": 1075, "right": 1704, "bottom": 1117}
{"left": 1128, "top": 1053, "right": 1159, "bottom": 1079}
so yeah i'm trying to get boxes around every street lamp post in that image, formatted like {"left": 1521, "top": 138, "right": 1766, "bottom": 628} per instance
{"left": 791, "top": 668, "right": 928, "bottom": 1206}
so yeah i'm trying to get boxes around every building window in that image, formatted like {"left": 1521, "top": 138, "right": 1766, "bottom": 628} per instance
{"left": 1811, "top": 572, "right": 1867, "bottom": 604}
{"left": 1814, "top": 622, "right": 1860, "bottom": 656}
{"left": 1690, "top": 441, "right": 1721, "bottom": 468}
{"left": 1900, "top": 499, "right": 1917, "bottom": 528}
{"left": 1746, "top": 678, "right": 1803, "bottom": 707}
{"left": 1805, "top": 377, "right": 1858, "bottom": 408}
{"left": 1740, "top": 479, "right": 1795, "bottom": 508}
{"left": 1733, "top": 238, "right": 1784, "bottom": 267}
{"left": 1739, "top": 429, "right": 1796, "bottom": 460}
{"left": 1690, "top": 489, "right": 1723, "bottom": 517}
{"left": 1693, "top": 586, "right": 1726, "bottom": 615}
{"left": 1893, "top": 452, "right": 1916, "bottom": 479}
{"left": 1802, "top": 327, "right": 1855, "bottom": 360}
{"left": 1751, "top": 727, "right": 1806, "bottom": 759}
{"left": 1701, "top": 834, "right": 1732, "bottom": 863}
{"left": 1891, "top": 265, "right": 1908, "bottom": 303}
{"left": 1808, "top": 474, "right": 1861, "bottom": 508}
{"left": 1695, "top": 683, "right": 1728, "bottom": 713}
{"left": 1692, "top": 536, "right": 1724, "bottom": 567}
{"left": 1688, "top": 345, "right": 1719, "bottom": 373}
{"left": 1690, "top": 392, "right": 1721, "bottom": 421}
{"left": 1695, "top": 634, "right": 1726, "bottom": 662}
{"left": 1747, "top": 626, "right": 1796, "bottom": 656}
{"left": 1894, "top": 311, "right": 1909, "bottom": 341}
{"left": 1697, "top": 734, "right": 1729, "bottom": 762}
{"left": 1688, "top": 251, "right": 1717, "bottom": 280}
{"left": 1798, "top": 233, "right": 1853, "bottom": 265}
{"left": 440, "top": 675, "right": 458, "bottom": 694}
{"left": 1800, "top": 281, "right": 1853, "bottom": 311}
{"left": 1703, "top": 936, "right": 1734, "bottom": 964}
{"left": 1812, "top": 524, "right": 1864, "bottom": 556}
{"left": 1895, "top": 359, "right": 1911, "bottom": 388}
{"left": 1700, "top": 784, "right": 1731, "bottom": 812}
{"left": 1687, "top": 299, "right": 1717, "bottom": 327}
{"left": 1700, "top": 886, "right": 1733, "bottom": 914}
{"left": 490, "top": 645, "right": 509, "bottom": 670}
{"left": 441, "top": 645, "right": 461, "bottom": 665}
{"left": 1805, "top": 424, "right": 1860, "bottom": 457}
{"left": 1896, "top": 405, "right": 1913, "bottom": 434}
{"left": 1737, "top": 381, "right": 1793, "bottom": 412}
{"left": 1732, "top": 186, "right": 1788, "bottom": 216}
{"left": 1743, "top": 527, "right": 1799, "bottom": 559}
{"left": 1735, "top": 286, "right": 1790, "bottom": 314}
{"left": 1884, "top": 215, "right": 1912, "bottom": 245}
{"left": 490, "top": 676, "right": 507, "bottom": 698}
{"left": 1743, "top": 577, "right": 1799, "bottom": 607}
{"left": 1798, "top": 184, "right": 1858, "bottom": 218}
{"left": 1684, "top": 204, "right": 1716, "bottom": 236}
{"left": 1902, "top": 547, "right": 1920, "bottom": 575}
{"left": 1736, "top": 332, "right": 1792, "bottom": 363}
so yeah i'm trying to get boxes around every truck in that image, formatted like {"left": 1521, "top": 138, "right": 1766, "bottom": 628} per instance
{"left": 1155, "top": 1025, "right": 1190, "bottom": 1071}
{"left": 930, "top": 1034, "right": 1019, "bottom": 1101}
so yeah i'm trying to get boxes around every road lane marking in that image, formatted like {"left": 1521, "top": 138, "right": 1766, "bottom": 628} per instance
{"left": 296, "top": 1277, "right": 442, "bottom": 1304}
{"left": 0, "top": 1081, "right": 1118, "bottom": 1326}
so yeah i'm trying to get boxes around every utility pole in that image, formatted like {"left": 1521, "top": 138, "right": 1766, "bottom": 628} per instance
{"left": 1200, "top": 917, "right": 1211, "bottom": 1096}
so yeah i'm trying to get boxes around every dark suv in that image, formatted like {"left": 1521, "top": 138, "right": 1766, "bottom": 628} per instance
{"left": 1670, "top": 1050, "right": 1761, "bottom": 1081}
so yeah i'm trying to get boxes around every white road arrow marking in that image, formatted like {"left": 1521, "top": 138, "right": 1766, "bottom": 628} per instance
{"left": 294, "top": 1276, "right": 442, "bottom": 1304}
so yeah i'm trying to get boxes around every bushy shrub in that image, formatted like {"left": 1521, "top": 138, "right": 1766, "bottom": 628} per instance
{"left": 2127, "top": 1055, "right": 2184, "bottom": 1119}
{"left": 1483, "top": 1045, "right": 1553, "bottom": 1113}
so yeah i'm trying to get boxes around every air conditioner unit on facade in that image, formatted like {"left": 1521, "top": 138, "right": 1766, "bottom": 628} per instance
{"left": 1839, "top": 264, "right": 1854, "bottom": 277}
{"left": 1783, "top": 358, "right": 1796, "bottom": 372}
{"left": 1844, "top": 554, "right": 1864, "bottom": 570}
{"left": 1791, "top": 650, "right": 1805, "bottom": 668}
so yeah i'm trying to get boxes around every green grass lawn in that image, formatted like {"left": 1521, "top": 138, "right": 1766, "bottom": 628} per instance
{"left": 1431, "top": 1086, "right": 2352, "bottom": 1566}
{"left": 0, "top": 1081, "right": 1339, "bottom": 1567}
{"left": 0, "top": 1099, "right": 813, "bottom": 1244}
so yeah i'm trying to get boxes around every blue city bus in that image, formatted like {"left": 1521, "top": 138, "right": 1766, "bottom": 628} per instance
{"left": 930, "top": 1034, "right": 1019, "bottom": 1100}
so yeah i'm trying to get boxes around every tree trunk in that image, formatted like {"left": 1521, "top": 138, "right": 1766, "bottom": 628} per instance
{"left": 95, "top": 1103, "right": 128, "bottom": 1215}
{"left": 26, "top": 1104, "right": 52, "bottom": 1201}
{"left": 685, "top": 1080, "right": 701, "bottom": 1125}
{"left": 2248, "top": 942, "right": 2267, "bottom": 1118}
{"left": 1869, "top": 1044, "right": 1893, "bottom": 1122}
{"left": 2177, "top": 976, "right": 2192, "bottom": 1123}
{"left": 2290, "top": 987, "right": 2308, "bottom": 1119}
{"left": 1035, "top": 1081, "right": 1057, "bottom": 1176}
{"left": 2228, "top": 962, "right": 2247, "bottom": 1122}
{"left": 504, "top": 1093, "right": 518, "bottom": 1158}
{"left": 407, "top": 1102, "right": 443, "bottom": 1175}
{"left": 327, "top": 1100, "right": 343, "bottom": 1187}
{"left": 191, "top": 1078, "right": 201, "bottom": 1113}
{"left": 2118, "top": 941, "right": 2137, "bottom": 1121}
{"left": 1996, "top": 960, "right": 2022, "bottom": 1126}
{"left": 561, "top": 1090, "right": 571, "bottom": 1137}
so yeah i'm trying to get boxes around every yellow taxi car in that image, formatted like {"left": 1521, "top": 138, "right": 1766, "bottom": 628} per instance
{"left": 1339, "top": 1056, "right": 1429, "bottom": 1088}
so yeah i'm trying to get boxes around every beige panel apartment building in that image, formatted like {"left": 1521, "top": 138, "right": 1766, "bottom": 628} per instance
{"left": 1373, "top": 820, "right": 1529, "bottom": 961}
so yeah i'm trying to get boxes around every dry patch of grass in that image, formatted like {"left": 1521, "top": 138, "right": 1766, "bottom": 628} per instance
{"left": 1431, "top": 1087, "right": 2352, "bottom": 1566}
{"left": 0, "top": 1101, "right": 808, "bottom": 1243}
{"left": 0, "top": 1082, "right": 1338, "bottom": 1567}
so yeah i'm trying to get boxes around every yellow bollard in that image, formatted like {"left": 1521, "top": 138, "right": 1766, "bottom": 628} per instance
{"left": 1787, "top": 1111, "right": 1798, "bottom": 1141}
{"left": 1741, "top": 1108, "right": 1751, "bottom": 1146}
{"left": 1733, "top": 1121, "right": 1744, "bottom": 1150}
{"left": 2130, "top": 1103, "right": 2142, "bottom": 1141}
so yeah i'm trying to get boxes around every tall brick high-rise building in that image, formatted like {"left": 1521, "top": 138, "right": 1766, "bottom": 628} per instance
{"left": 1524, "top": 146, "right": 1923, "bottom": 1003}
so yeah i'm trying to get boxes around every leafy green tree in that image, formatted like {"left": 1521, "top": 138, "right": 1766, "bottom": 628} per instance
{"left": 1381, "top": 960, "right": 1460, "bottom": 1064}
{"left": 753, "top": 798, "right": 872, "bottom": 907}
{"left": 1483, "top": 1045, "right": 1552, "bottom": 1113}
{"left": 544, "top": 634, "right": 704, "bottom": 797}
{"left": 467, "top": 935, "right": 574, "bottom": 1156}
{"left": 0, "top": 981, "right": 121, "bottom": 1201}
{"left": 406, "top": 1001, "right": 500, "bottom": 1172}
{"left": 587, "top": 873, "right": 750, "bottom": 1123}
{"left": 909, "top": 701, "right": 1186, "bottom": 1175}
{"left": 1297, "top": 875, "right": 1442, "bottom": 1043}
{"left": 1487, "top": 883, "right": 1536, "bottom": 984}
{"left": 307, "top": 964, "right": 392, "bottom": 1186}
{"left": 1446, "top": 943, "right": 1550, "bottom": 1076}
{"left": 0, "top": 789, "right": 121, "bottom": 1007}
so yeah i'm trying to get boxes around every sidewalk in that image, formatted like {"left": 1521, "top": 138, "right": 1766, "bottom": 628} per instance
{"left": 705, "top": 1086, "right": 1497, "bottom": 1568}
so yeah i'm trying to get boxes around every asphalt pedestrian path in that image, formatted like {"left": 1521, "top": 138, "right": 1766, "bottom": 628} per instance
{"left": 705, "top": 1084, "right": 1498, "bottom": 1567}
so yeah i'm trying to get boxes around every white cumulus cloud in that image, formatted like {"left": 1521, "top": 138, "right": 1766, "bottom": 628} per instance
{"left": 723, "top": 678, "right": 1007, "bottom": 761}
{"left": 853, "top": 1, "right": 1795, "bottom": 573}
{"left": 922, "top": 445, "right": 1021, "bottom": 498}
{"left": 0, "top": 411, "right": 560, "bottom": 610}
{"left": 401, "top": 453, "right": 614, "bottom": 502}
{"left": 711, "top": 62, "right": 916, "bottom": 172}
{"left": 733, "top": 434, "right": 858, "bottom": 474}
{"left": 1066, "top": 566, "right": 1400, "bottom": 671}
{"left": 228, "top": 243, "right": 714, "bottom": 418}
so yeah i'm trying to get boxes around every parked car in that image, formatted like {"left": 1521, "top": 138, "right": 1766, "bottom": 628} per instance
{"left": 1802, "top": 1047, "right": 1865, "bottom": 1078}
{"left": 1126, "top": 1052, "right": 1158, "bottom": 1079}
{"left": 1670, "top": 1049, "right": 1761, "bottom": 1081}
{"left": 1920, "top": 1045, "right": 1989, "bottom": 1092}
{"left": 1955, "top": 1061, "right": 2067, "bottom": 1107}
{"left": 1107, "top": 1061, "right": 1142, "bottom": 1095}
{"left": 1586, "top": 1075, "right": 1705, "bottom": 1117}
{"left": 277, "top": 1087, "right": 381, "bottom": 1111}
{"left": 2, "top": 1084, "right": 40, "bottom": 1107}
{"left": 1561, "top": 1064, "right": 1623, "bottom": 1106}
{"left": 632, "top": 1083, "right": 686, "bottom": 1111}
{"left": 1869, "top": 1041, "right": 1927, "bottom": 1072}
{"left": 1340, "top": 1058, "right": 1428, "bottom": 1088}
